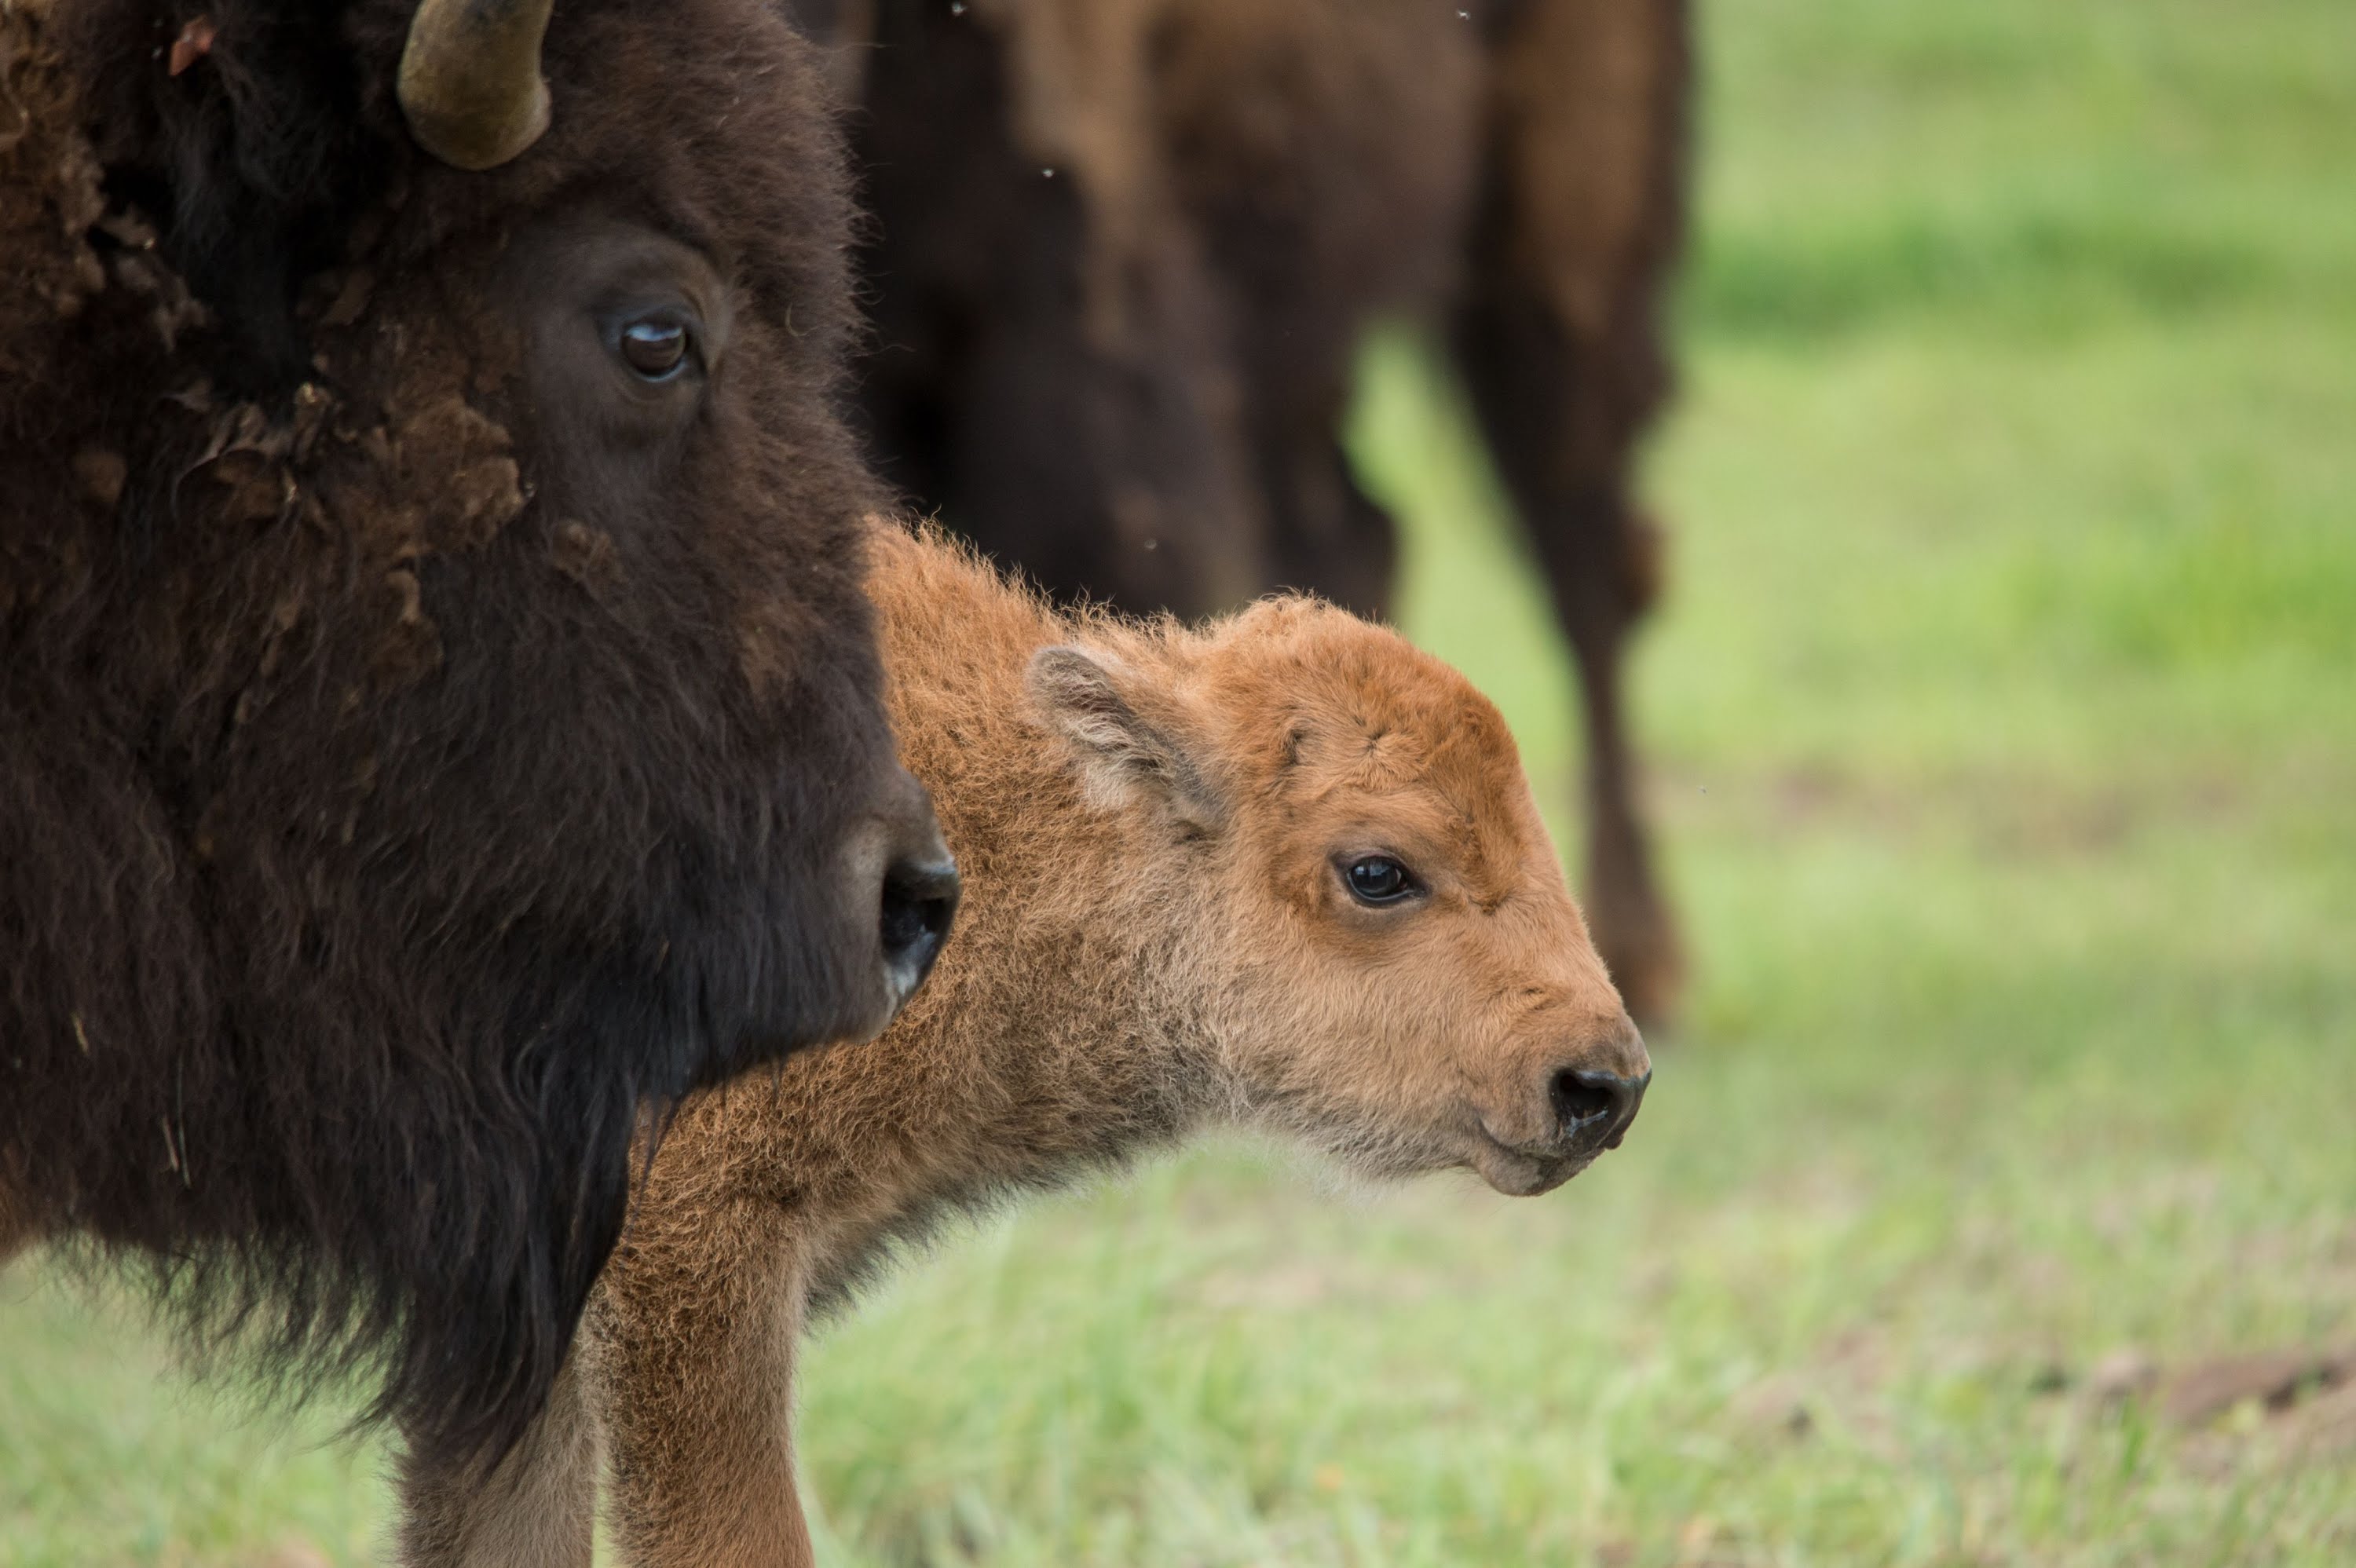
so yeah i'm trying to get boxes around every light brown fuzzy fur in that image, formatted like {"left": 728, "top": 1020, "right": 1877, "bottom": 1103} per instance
{"left": 397, "top": 521, "right": 1646, "bottom": 1566}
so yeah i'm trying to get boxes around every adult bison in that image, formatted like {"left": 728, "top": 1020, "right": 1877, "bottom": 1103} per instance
{"left": 397, "top": 521, "right": 1650, "bottom": 1566}
{"left": 810, "top": 0, "right": 1689, "bottom": 1023}
{"left": 0, "top": 0, "right": 957, "bottom": 1472}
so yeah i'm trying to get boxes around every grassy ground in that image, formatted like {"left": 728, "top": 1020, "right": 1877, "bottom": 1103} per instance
{"left": 6, "top": 0, "right": 2354, "bottom": 1561}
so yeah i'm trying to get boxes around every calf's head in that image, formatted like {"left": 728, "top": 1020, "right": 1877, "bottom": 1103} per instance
{"left": 1029, "top": 601, "right": 1648, "bottom": 1197}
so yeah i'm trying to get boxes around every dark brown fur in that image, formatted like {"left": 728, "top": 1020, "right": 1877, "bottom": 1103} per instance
{"left": 397, "top": 522, "right": 1648, "bottom": 1566}
{"left": 0, "top": 0, "right": 947, "bottom": 1470}
{"left": 834, "top": 0, "right": 1690, "bottom": 1021}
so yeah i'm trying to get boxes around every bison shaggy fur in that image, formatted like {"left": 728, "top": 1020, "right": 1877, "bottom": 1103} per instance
{"left": 1, "top": 0, "right": 947, "bottom": 1469}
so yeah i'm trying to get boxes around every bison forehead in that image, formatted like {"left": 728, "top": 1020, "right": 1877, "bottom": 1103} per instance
{"left": 1198, "top": 604, "right": 1544, "bottom": 884}
{"left": 406, "top": 0, "right": 858, "bottom": 330}
{"left": 1211, "top": 604, "right": 1521, "bottom": 784}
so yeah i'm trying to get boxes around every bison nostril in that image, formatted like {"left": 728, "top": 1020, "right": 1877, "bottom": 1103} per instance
{"left": 1550, "top": 1066, "right": 1645, "bottom": 1141}
{"left": 880, "top": 856, "right": 960, "bottom": 1003}
{"left": 1550, "top": 1069, "right": 1616, "bottom": 1127}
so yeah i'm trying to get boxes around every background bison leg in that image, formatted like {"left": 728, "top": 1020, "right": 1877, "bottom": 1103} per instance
{"left": 1450, "top": 0, "right": 1691, "bottom": 1026}
{"left": 1260, "top": 435, "right": 1401, "bottom": 625}
{"left": 0, "top": 1190, "right": 29, "bottom": 1270}
{"left": 853, "top": 0, "right": 1268, "bottom": 620}
{"left": 1144, "top": 0, "right": 1486, "bottom": 623}
{"left": 1452, "top": 283, "right": 1682, "bottom": 1027}
{"left": 395, "top": 1354, "right": 598, "bottom": 1568}
{"left": 1214, "top": 331, "right": 1401, "bottom": 621}
{"left": 595, "top": 1204, "right": 811, "bottom": 1568}
{"left": 1216, "top": 258, "right": 1407, "bottom": 621}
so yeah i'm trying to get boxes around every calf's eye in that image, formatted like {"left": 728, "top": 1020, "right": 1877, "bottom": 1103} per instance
{"left": 617, "top": 318, "right": 690, "bottom": 381}
{"left": 1343, "top": 854, "right": 1416, "bottom": 906}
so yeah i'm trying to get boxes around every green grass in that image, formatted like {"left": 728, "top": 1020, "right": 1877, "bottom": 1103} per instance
{"left": 8, "top": 0, "right": 2355, "bottom": 1560}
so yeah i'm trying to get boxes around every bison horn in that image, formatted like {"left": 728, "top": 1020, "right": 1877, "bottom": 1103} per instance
{"left": 397, "top": 0, "right": 556, "bottom": 171}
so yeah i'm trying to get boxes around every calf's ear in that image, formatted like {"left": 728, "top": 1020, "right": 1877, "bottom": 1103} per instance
{"left": 1027, "top": 645, "right": 1224, "bottom": 830}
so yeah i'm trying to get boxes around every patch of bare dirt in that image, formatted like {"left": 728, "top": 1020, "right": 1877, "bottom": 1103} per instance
{"left": 2160, "top": 1346, "right": 2354, "bottom": 1427}
{"left": 2071, "top": 1342, "right": 2356, "bottom": 1472}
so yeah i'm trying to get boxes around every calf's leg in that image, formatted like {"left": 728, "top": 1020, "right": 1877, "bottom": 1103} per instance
{"left": 596, "top": 1203, "right": 810, "bottom": 1568}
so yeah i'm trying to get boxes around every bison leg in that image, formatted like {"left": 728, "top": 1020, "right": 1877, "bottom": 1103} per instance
{"left": 595, "top": 1204, "right": 810, "bottom": 1568}
{"left": 1141, "top": 0, "right": 1488, "bottom": 623}
{"left": 1452, "top": 291, "right": 1681, "bottom": 1025}
{"left": 0, "top": 1167, "right": 31, "bottom": 1266}
{"left": 1264, "top": 442, "right": 1400, "bottom": 622}
{"left": 394, "top": 1353, "right": 598, "bottom": 1568}
{"left": 1230, "top": 329, "right": 1402, "bottom": 620}
{"left": 851, "top": 0, "right": 1268, "bottom": 620}
{"left": 1450, "top": 0, "right": 1690, "bottom": 1027}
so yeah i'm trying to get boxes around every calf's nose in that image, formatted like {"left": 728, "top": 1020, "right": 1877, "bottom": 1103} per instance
{"left": 1549, "top": 1064, "right": 1651, "bottom": 1155}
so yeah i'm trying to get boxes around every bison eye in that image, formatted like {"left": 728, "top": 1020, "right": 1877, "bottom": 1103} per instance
{"left": 617, "top": 317, "right": 691, "bottom": 381}
{"left": 1342, "top": 854, "right": 1417, "bottom": 906}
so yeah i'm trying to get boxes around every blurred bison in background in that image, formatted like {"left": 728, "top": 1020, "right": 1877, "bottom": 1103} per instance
{"left": 0, "top": 0, "right": 957, "bottom": 1474}
{"left": 810, "top": 0, "right": 1689, "bottom": 1022}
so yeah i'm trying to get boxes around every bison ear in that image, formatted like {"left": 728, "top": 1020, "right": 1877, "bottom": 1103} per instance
{"left": 1027, "top": 645, "right": 1224, "bottom": 831}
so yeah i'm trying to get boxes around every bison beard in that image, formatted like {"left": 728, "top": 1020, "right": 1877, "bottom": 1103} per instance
{"left": 1, "top": 0, "right": 936, "bottom": 1470}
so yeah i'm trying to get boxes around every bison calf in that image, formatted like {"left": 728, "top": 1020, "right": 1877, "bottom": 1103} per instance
{"left": 399, "top": 522, "right": 1648, "bottom": 1567}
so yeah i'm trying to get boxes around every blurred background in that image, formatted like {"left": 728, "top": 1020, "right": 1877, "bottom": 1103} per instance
{"left": 5, "top": 0, "right": 2352, "bottom": 1561}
